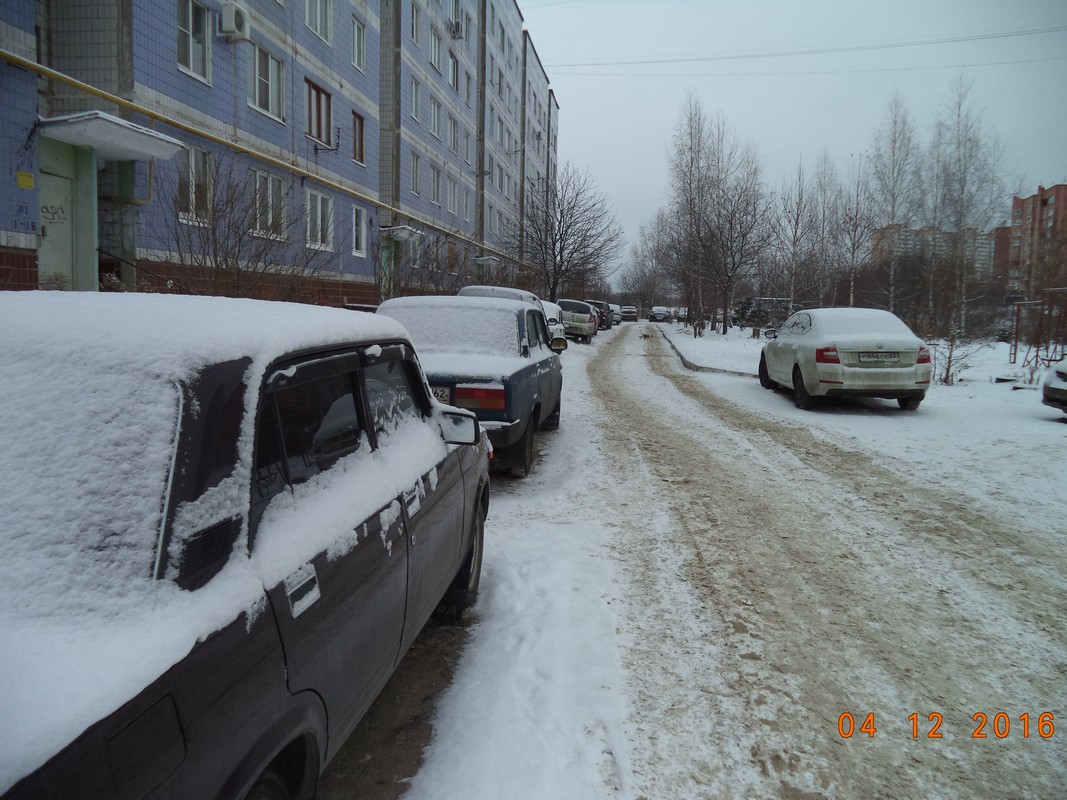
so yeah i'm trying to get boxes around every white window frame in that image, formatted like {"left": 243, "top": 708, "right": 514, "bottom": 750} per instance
{"left": 177, "top": 0, "right": 209, "bottom": 82}
{"left": 430, "top": 97, "right": 441, "bottom": 138}
{"left": 447, "top": 177, "right": 458, "bottom": 215}
{"left": 251, "top": 45, "right": 283, "bottom": 119}
{"left": 449, "top": 117, "right": 459, "bottom": 153}
{"left": 411, "top": 151, "right": 421, "bottom": 195}
{"left": 178, "top": 147, "right": 211, "bottom": 223}
{"left": 306, "top": 189, "right": 334, "bottom": 250}
{"left": 352, "top": 17, "right": 366, "bottom": 71}
{"left": 411, "top": 78, "right": 421, "bottom": 121}
{"left": 430, "top": 29, "right": 442, "bottom": 71}
{"left": 305, "top": 0, "right": 331, "bottom": 42}
{"left": 411, "top": 3, "right": 421, "bottom": 45}
{"left": 448, "top": 52, "right": 459, "bottom": 90}
{"left": 430, "top": 165, "right": 441, "bottom": 205}
{"left": 352, "top": 205, "right": 367, "bottom": 257}
{"left": 252, "top": 169, "right": 286, "bottom": 238}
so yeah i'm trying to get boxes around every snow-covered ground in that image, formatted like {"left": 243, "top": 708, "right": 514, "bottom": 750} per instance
{"left": 404, "top": 321, "right": 1066, "bottom": 799}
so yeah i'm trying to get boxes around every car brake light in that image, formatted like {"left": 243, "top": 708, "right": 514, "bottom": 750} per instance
{"left": 917, "top": 346, "right": 931, "bottom": 364}
{"left": 454, "top": 385, "right": 506, "bottom": 411}
{"left": 815, "top": 346, "right": 840, "bottom": 364}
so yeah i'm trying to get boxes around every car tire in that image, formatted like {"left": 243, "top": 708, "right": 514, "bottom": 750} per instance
{"left": 244, "top": 768, "right": 291, "bottom": 800}
{"left": 898, "top": 396, "right": 922, "bottom": 411}
{"left": 792, "top": 366, "right": 814, "bottom": 410}
{"left": 439, "top": 502, "right": 485, "bottom": 621}
{"left": 758, "top": 354, "right": 778, "bottom": 389}
{"left": 508, "top": 418, "right": 535, "bottom": 478}
{"left": 541, "top": 396, "right": 561, "bottom": 430}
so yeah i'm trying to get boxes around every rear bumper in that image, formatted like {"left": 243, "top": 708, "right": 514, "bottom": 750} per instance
{"left": 481, "top": 418, "right": 523, "bottom": 448}
{"left": 810, "top": 363, "right": 932, "bottom": 398}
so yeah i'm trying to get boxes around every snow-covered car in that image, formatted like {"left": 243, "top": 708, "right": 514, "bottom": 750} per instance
{"left": 0, "top": 292, "right": 489, "bottom": 800}
{"left": 1042, "top": 359, "right": 1067, "bottom": 413}
{"left": 610, "top": 303, "right": 622, "bottom": 324}
{"left": 541, "top": 299, "right": 568, "bottom": 343}
{"left": 621, "top": 305, "right": 639, "bottom": 321}
{"left": 378, "top": 295, "right": 565, "bottom": 477}
{"left": 557, "top": 298, "right": 599, "bottom": 343}
{"left": 585, "top": 299, "right": 614, "bottom": 330}
{"left": 649, "top": 306, "right": 670, "bottom": 322}
{"left": 759, "top": 307, "right": 933, "bottom": 410}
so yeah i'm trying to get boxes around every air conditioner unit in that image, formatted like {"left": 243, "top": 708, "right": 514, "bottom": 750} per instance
{"left": 220, "top": 1, "right": 251, "bottom": 41}
{"left": 449, "top": 19, "right": 464, "bottom": 39}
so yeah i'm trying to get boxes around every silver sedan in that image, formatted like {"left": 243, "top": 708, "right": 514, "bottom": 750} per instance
{"left": 759, "top": 307, "right": 933, "bottom": 410}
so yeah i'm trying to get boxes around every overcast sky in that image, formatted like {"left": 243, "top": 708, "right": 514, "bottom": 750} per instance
{"left": 521, "top": 0, "right": 1067, "bottom": 261}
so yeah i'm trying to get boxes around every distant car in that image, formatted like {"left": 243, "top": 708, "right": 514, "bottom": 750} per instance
{"left": 378, "top": 295, "right": 565, "bottom": 477}
{"left": 585, "top": 299, "right": 613, "bottom": 330}
{"left": 649, "top": 306, "right": 670, "bottom": 322}
{"left": 621, "top": 305, "right": 639, "bottom": 321}
{"left": 0, "top": 292, "right": 489, "bottom": 800}
{"left": 540, "top": 299, "right": 567, "bottom": 343}
{"left": 557, "top": 299, "right": 599, "bottom": 343}
{"left": 759, "top": 307, "right": 932, "bottom": 410}
{"left": 609, "top": 303, "right": 622, "bottom": 325}
{"left": 1042, "top": 359, "right": 1067, "bottom": 413}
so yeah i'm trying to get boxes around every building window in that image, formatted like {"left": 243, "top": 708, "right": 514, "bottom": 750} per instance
{"left": 449, "top": 52, "right": 459, "bottom": 90}
{"left": 178, "top": 147, "right": 211, "bottom": 222}
{"left": 352, "top": 18, "right": 365, "bottom": 71}
{"left": 431, "top": 166, "right": 441, "bottom": 205}
{"left": 430, "top": 29, "right": 442, "bottom": 71}
{"left": 306, "top": 189, "right": 333, "bottom": 250}
{"left": 305, "top": 0, "right": 331, "bottom": 41}
{"left": 447, "top": 178, "right": 458, "bottom": 214}
{"left": 411, "top": 151, "right": 420, "bottom": 195}
{"left": 411, "top": 79, "right": 421, "bottom": 120}
{"left": 352, "top": 206, "right": 366, "bottom": 256}
{"left": 464, "top": 130, "right": 471, "bottom": 163}
{"left": 411, "top": 3, "right": 420, "bottom": 45}
{"left": 429, "top": 97, "right": 441, "bottom": 138}
{"left": 252, "top": 170, "right": 285, "bottom": 236}
{"left": 352, "top": 112, "right": 365, "bottom": 163}
{"left": 177, "top": 0, "right": 209, "bottom": 80}
{"left": 251, "top": 45, "right": 283, "bottom": 118}
{"left": 465, "top": 71, "right": 473, "bottom": 106}
{"left": 306, "top": 79, "right": 332, "bottom": 144}
{"left": 449, "top": 117, "right": 459, "bottom": 153}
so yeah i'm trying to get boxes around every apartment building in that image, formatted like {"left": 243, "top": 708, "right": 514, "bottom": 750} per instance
{"left": 0, "top": 0, "right": 557, "bottom": 304}
{"left": 870, "top": 224, "right": 995, "bottom": 279}
{"left": 1004, "top": 184, "right": 1067, "bottom": 297}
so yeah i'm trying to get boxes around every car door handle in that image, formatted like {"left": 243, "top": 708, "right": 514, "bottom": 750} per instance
{"left": 284, "top": 564, "right": 320, "bottom": 619}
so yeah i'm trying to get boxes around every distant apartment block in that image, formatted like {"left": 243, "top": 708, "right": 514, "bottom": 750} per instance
{"left": 1003, "top": 184, "right": 1067, "bottom": 297}
{"left": 871, "top": 224, "right": 995, "bottom": 279}
{"left": 0, "top": 0, "right": 558, "bottom": 304}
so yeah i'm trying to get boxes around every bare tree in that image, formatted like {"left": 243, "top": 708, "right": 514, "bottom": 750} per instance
{"left": 771, "top": 161, "right": 817, "bottom": 309}
{"left": 619, "top": 216, "right": 670, "bottom": 312}
{"left": 810, "top": 150, "right": 844, "bottom": 305}
{"left": 511, "top": 161, "right": 624, "bottom": 301}
{"left": 153, "top": 151, "right": 332, "bottom": 301}
{"left": 841, "top": 153, "right": 874, "bottom": 307}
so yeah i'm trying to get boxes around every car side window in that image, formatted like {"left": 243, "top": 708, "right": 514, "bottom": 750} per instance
{"left": 364, "top": 358, "right": 423, "bottom": 439}
{"left": 526, "top": 310, "right": 545, "bottom": 349}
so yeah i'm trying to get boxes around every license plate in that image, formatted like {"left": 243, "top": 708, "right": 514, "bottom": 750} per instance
{"left": 431, "top": 386, "right": 452, "bottom": 403}
{"left": 859, "top": 352, "right": 899, "bottom": 363}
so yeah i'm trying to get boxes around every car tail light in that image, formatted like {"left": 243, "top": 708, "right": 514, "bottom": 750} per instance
{"left": 815, "top": 346, "right": 840, "bottom": 364}
{"left": 454, "top": 385, "right": 505, "bottom": 411}
{"left": 917, "top": 346, "right": 931, "bottom": 364}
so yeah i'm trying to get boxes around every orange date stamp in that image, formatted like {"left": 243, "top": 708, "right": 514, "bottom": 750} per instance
{"left": 837, "top": 711, "right": 1055, "bottom": 739}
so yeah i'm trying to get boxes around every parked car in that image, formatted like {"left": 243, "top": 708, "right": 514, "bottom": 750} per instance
{"left": 1042, "top": 359, "right": 1067, "bottom": 413}
{"left": 621, "top": 305, "right": 639, "bottom": 321}
{"left": 609, "top": 303, "right": 622, "bottom": 325}
{"left": 458, "top": 284, "right": 542, "bottom": 308}
{"left": 557, "top": 298, "right": 599, "bottom": 343}
{"left": 759, "top": 307, "right": 933, "bottom": 410}
{"left": 541, "top": 299, "right": 568, "bottom": 342}
{"left": 585, "top": 299, "right": 613, "bottom": 330}
{"left": 378, "top": 295, "right": 565, "bottom": 477}
{"left": 0, "top": 292, "right": 489, "bottom": 800}
{"left": 649, "top": 306, "right": 670, "bottom": 322}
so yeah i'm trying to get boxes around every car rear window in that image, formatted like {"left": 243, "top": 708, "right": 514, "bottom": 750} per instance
{"left": 382, "top": 304, "right": 520, "bottom": 357}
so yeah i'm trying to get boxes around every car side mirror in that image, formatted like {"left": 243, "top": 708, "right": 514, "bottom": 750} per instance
{"left": 764, "top": 329, "right": 778, "bottom": 339}
{"left": 549, "top": 336, "right": 568, "bottom": 353}
{"left": 438, "top": 408, "right": 480, "bottom": 445}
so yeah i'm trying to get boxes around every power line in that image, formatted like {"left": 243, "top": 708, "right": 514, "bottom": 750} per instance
{"left": 547, "top": 26, "right": 1067, "bottom": 69}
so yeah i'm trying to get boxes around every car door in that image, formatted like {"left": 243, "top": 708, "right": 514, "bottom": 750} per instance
{"left": 525, "top": 309, "right": 562, "bottom": 418}
{"left": 251, "top": 351, "right": 409, "bottom": 759}
{"left": 362, "top": 345, "right": 467, "bottom": 651}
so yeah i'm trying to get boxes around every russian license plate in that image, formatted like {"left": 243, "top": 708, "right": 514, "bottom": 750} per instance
{"left": 859, "top": 352, "right": 899, "bottom": 363}
{"left": 431, "top": 386, "right": 452, "bottom": 403}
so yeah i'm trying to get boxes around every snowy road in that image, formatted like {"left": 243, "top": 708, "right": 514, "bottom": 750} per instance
{"left": 336, "top": 321, "right": 1066, "bottom": 799}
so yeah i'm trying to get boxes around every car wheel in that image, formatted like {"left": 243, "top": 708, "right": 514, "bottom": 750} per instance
{"left": 244, "top": 768, "right": 290, "bottom": 800}
{"left": 898, "top": 396, "right": 922, "bottom": 411}
{"left": 541, "top": 396, "right": 561, "bottom": 430}
{"left": 758, "top": 354, "right": 778, "bottom": 389}
{"left": 508, "top": 418, "right": 535, "bottom": 478}
{"left": 792, "top": 366, "right": 814, "bottom": 410}
{"left": 439, "top": 502, "right": 485, "bottom": 621}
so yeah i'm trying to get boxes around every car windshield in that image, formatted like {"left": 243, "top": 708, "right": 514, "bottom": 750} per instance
{"left": 558, "top": 300, "right": 588, "bottom": 313}
{"left": 384, "top": 304, "right": 520, "bottom": 357}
